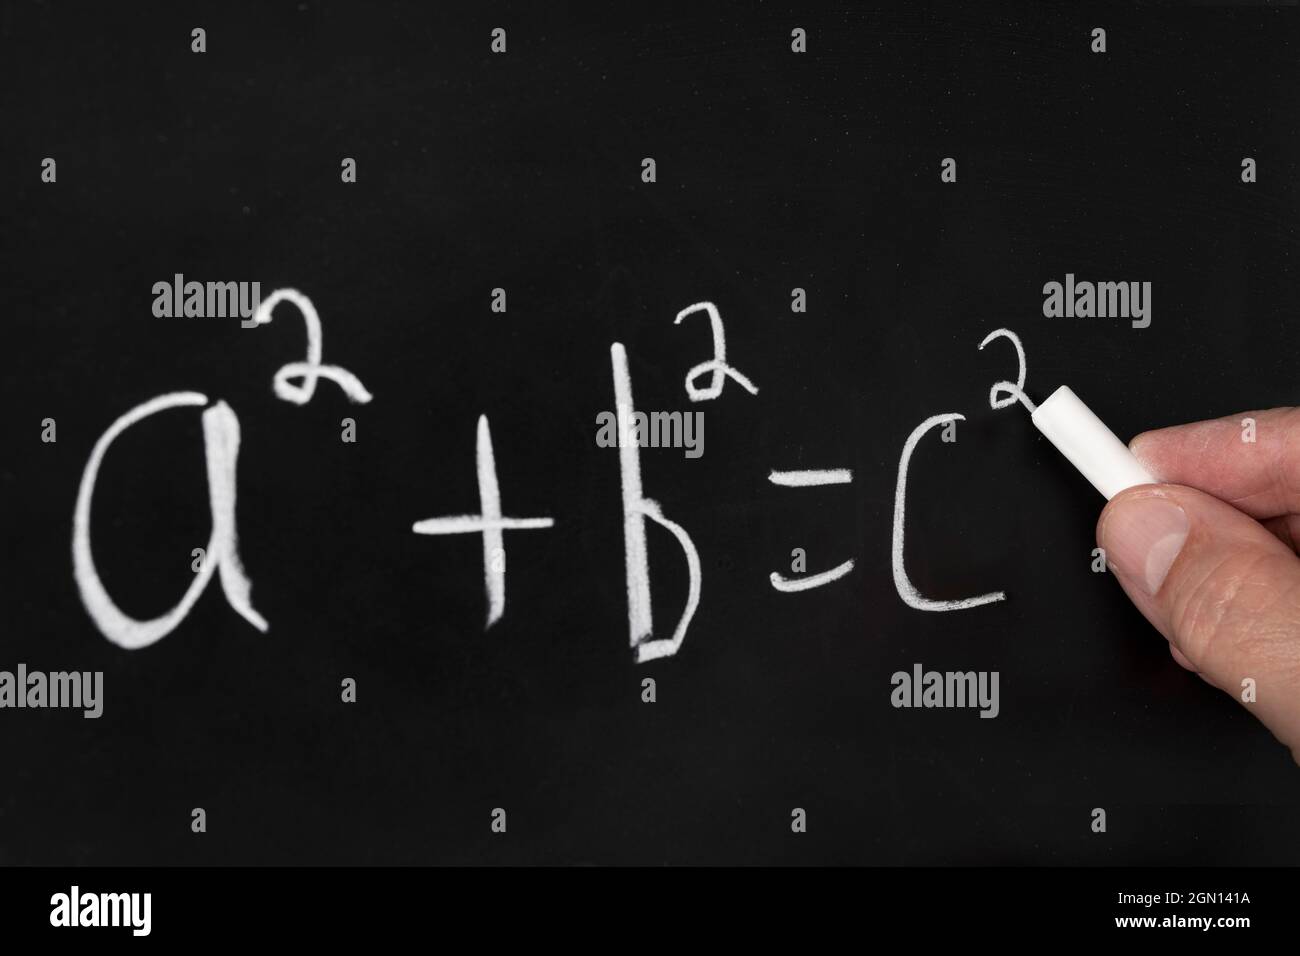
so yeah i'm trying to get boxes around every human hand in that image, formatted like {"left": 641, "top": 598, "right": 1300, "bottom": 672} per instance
{"left": 1098, "top": 408, "right": 1300, "bottom": 763}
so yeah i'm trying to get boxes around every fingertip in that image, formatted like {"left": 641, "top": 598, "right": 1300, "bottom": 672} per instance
{"left": 1127, "top": 431, "right": 1162, "bottom": 478}
{"left": 1169, "top": 643, "right": 1197, "bottom": 672}
{"left": 1126, "top": 429, "right": 1154, "bottom": 457}
{"left": 1096, "top": 484, "right": 1171, "bottom": 547}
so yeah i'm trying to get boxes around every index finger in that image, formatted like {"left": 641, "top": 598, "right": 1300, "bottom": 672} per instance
{"left": 1130, "top": 406, "right": 1300, "bottom": 519}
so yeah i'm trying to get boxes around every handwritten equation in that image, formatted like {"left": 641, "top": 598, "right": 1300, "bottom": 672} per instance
{"left": 72, "top": 289, "right": 1038, "bottom": 661}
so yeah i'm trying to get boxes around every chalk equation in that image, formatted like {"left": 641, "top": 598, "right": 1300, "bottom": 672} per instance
{"left": 70, "top": 290, "right": 1106, "bottom": 661}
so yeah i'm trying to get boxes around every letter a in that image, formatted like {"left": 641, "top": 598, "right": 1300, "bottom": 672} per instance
{"left": 73, "top": 392, "right": 268, "bottom": 649}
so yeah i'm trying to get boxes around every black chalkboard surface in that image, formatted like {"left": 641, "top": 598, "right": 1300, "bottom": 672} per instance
{"left": 4, "top": 3, "right": 1300, "bottom": 866}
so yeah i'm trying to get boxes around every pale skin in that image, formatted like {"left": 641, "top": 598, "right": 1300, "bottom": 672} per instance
{"left": 1098, "top": 407, "right": 1300, "bottom": 764}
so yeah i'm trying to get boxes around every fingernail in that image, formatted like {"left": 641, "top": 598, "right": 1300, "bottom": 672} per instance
{"left": 1102, "top": 496, "right": 1189, "bottom": 595}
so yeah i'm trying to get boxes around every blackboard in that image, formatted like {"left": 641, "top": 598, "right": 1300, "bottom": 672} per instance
{"left": 4, "top": 2, "right": 1300, "bottom": 866}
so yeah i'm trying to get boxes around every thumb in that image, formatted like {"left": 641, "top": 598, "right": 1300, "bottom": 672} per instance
{"left": 1098, "top": 485, "right": 1300, "bottom": 761}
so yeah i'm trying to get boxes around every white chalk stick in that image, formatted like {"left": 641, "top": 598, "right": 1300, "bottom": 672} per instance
{"left": 1031, "top": 386, "right": 1154, "bottom": 499}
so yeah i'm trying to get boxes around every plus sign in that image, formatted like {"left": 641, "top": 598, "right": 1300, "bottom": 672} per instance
{"left": 412, "top": 415, "right": 554, "bottom": 627}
